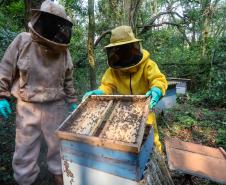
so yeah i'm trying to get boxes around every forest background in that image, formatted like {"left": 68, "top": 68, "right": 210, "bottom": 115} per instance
{"left": 0, "top": 0, "right": 225, "bottom": 184}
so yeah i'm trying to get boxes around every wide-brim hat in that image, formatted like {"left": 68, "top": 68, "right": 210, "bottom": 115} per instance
{"left": 105, "top": 25, "right": 142, "bottom": 48}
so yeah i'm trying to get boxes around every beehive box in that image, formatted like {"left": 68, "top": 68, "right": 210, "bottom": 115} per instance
{"left": 56, "top": 95, "right": 154, "bottom": 185}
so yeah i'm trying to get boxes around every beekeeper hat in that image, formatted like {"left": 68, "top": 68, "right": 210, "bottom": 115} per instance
{"left": 31, "top": 0, "right": 72, "bottom": 25}
{"left": 105, "top": 25, "right": 141, "bottom": 48}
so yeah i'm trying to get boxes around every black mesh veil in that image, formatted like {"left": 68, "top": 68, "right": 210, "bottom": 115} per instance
{"left": 106, "top": 42, "right": 143, "bottom": 69}
{"left": 33, "top": 12, "right": 72, "bottom": 44}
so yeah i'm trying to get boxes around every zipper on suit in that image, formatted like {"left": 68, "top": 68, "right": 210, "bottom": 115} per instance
{"left": 130, "top": 73, "right": 133, "bottom": 95}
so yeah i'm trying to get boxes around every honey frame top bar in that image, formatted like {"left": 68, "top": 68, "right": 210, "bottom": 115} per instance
{"left": 56, "top": 95, "right": 150, "bottom": 154}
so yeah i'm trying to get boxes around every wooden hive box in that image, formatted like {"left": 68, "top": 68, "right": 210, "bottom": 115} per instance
{"left": 56, "top": 95, "right": 154, "bottom": 185}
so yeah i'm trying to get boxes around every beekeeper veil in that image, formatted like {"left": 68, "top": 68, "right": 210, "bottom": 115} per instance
{"left": 105, "top": 26, "right": 143, "bottom": 69}
{"left": 29, "top": 0, "right": 73, "bottom": 44}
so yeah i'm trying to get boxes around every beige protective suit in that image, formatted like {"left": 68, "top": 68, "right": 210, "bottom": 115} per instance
{"left": 0, "top": 1, "right": 76, "bottom": 185}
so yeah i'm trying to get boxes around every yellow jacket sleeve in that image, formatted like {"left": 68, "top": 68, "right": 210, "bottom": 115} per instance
{"left": 145, "top": 59, "right": 168, "bottom": 95}
{"left": 99, "top": 68, "right": 116, "bottom": 95}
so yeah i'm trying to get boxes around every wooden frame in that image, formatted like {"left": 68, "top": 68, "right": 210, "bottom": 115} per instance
{"left": 56, "top": 95, "right": 150, "bottom": 153}
{"left": 60, "top": 127, "right": 154, "bottom": 182}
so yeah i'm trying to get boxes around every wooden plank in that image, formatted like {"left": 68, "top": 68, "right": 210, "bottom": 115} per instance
{"left": 62, "top": 160, "right": 139, "bottom": 185}
{"left": 62, "top": 151, "right": 138, "bottom": 180}
{"left": 90, "top": 95, "right": 146, "bottom": 101}
{"left": 99, "top": 101, "right": 120, "bottom": 138}
{"left": 61, "top": 140, "right": 138, "bottom": 164}
{"left": 166, "top": 147, "right": 226, "bottom": 184}
{"left": 56, "top": 131, "right": 139, "bottom": 153}
{"left": 89, "top": 100, "right": 113, "bottom": 135}
{"left": 56, "top": 96, "right": 89, "bottom": 132}
{"left": 138, "top": 127, "right": 154, "bottom": 179}
{"left": 167, "top": 77, "right": 191, "bottom": 82}
{"left": 165, "top": 137, "right": 226, "bottom": 160}
{"left": 136, "top": 97, "right": 150, "bottom": 151}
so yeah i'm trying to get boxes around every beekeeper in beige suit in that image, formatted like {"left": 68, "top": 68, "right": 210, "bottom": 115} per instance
{"left": 0, "top": 1, "right": 77, "bottom": 184}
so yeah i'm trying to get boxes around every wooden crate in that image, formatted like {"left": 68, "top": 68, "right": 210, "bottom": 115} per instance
{"left": 56, "top": 95, "right": 154, "bottom": 184}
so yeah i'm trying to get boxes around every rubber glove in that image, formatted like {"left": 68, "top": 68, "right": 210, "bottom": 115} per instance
{"left": 69, "top": 103, "right": 78, "bottom": 112}
{"left": 0, "top": 99, "right": 12, "bottom": 119}
{"left": 82, "top": 89, "right": 104, "bottom": 100}
{"left": 145, "top": 87, "right": 162, "bottom": 109}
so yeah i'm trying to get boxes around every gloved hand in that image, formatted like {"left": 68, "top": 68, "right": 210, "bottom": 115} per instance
{"left": 0, "top": 99, "right": 12, "bottom": 119}
{"left": 145, "top": 87, "right": 162, "bottom": 109}
{"left": 69, "top": 103, "right": 78, "bottom": 112}
{"left": 82, "top": 89, "right": 104, "bottom": 100}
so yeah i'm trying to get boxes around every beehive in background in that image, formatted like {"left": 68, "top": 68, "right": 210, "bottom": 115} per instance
{"left": 56, "top": 95, "right": 154, "bottom": 185}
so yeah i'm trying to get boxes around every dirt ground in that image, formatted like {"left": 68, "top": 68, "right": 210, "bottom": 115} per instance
{"left": 0, "top": 99, "right": 225, "bottom": 185}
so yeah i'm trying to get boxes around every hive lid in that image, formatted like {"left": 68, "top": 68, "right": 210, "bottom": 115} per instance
{"left": 56, "top": 95, "right": 150, "bottom": 153}
{"left": 165, "top": 137, "right": 226, "bottom": 184}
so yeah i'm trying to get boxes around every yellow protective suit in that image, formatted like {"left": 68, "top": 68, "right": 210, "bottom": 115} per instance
{"left": 99, "top": 49, "right": 168, "bottom": 152}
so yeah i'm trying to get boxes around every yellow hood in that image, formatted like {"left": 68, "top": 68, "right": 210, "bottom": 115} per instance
{"left": 100, "top": 49, "right": 168, "bottom": 96}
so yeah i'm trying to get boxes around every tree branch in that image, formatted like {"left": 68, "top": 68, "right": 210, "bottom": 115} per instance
{"left": 74, "top": 29, "right": 111, "bottom": 68}
{"left": 213, "top": 0, "right": 220, "bottom": 8}
{"left": 139, "top": 11, "right": 184, "bottom": 34}
{"left": 170, "top": 11, "right": 191, "bottom": 46}
{"left": 138, "top": 22, "right": 182, "bottom": 28}
{"left": 94, "top": 30, "right": 111, "bottom": 48}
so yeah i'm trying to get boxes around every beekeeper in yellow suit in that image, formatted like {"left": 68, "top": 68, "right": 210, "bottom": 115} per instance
{"left": 84, "top": 25, "right": 168, "bottom": 152}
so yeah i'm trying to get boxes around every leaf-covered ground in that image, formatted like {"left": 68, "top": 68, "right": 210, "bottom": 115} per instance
{"left": 0, "top": 95, "right": 225, "bottom": 185}
{"left": 158, "top": 95, "right": 226, "bottom": 185}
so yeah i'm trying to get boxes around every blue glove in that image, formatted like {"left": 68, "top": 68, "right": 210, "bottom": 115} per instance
{"left": 69, "top": 103, "right": 78, "bottom": 112}
{"left": 145, "top": 87, "right": 162, "bottom": 109}
{"left": 0, "top": 99, "right": 12, "bottom": 119}
{"left": 82, "top": 89, "right": 104, "bottom": 100}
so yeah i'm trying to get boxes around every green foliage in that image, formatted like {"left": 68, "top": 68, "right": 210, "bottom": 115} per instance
{"left": 141, "top": 28, "right": 201, "bottom": 65}
{"left": 0, "top": 29, "right": 17, "bottom": 58}
{"left": 0, "top": 0, "right": 24, "bottom": 58}
{"left": 70, "top": 26, "right": 87, "bottom": 62}
{"left": 0, "top": 101, "right": 16, "bottom": 184}
{"left": 217, "top": 127, "right": 226, "bottom": 147}
{"left": 0, "top": 0, "right": 24, "bottom": 32}
{"left": 190, "top": 35, "right": 226, "bottom": 107}
{"left": 158, "top": 102, "right": 226, "bottom": 150}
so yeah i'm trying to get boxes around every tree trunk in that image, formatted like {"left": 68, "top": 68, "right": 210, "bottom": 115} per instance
{"left": 24, "top": 0, "right": 31, "bottom": 31}
{"left": 87, "top": 0, "right": 97, "bottom": 90}
{"left": 31, "top": 0, "right": 42, "bottom": 8}
{"left": 151, "top": 0, "right": 157, "bottom": 15}
{"left": 123, "top": 0, "right": 142, "bottom": 32}
{"left": 200, "top": 0, "right": 211, "bottom": 62}
{"left": 191, "top": 21, "right": 196, "bottom": 43}
{"left": 24, "top": 0, "right": 43, "bottom": 31}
